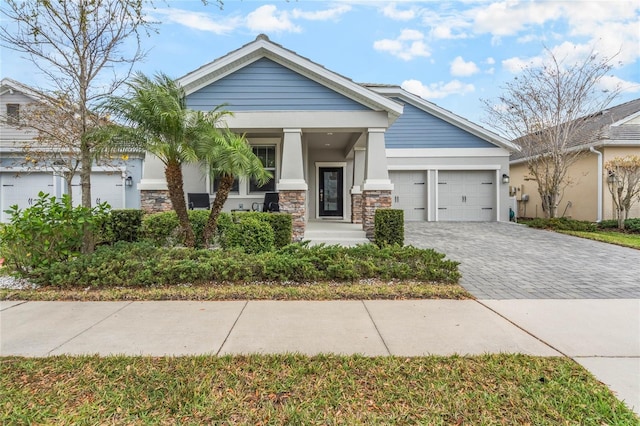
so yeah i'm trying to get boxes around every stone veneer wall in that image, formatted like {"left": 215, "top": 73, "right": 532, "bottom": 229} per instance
{"left": 362, "top": 190, "right": 392, "bottom": 240}
{"left": 140, "top": 190, "right": 173, "bottom": 213}
{"left": 351, "top": 193, "right": 363, "bottom": 224}
{"left": 278, "top": 190, "right": 306, "bottom": 242}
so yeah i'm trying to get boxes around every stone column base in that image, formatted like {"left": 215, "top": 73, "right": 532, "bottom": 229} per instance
{"left": 140, "top": 190, "right": 173, "bottom": 213}
{"left": 351, "top": 193, "right": 363, "bottom": 224}
{"left": 278, "top": 190, "right": 306, "bottom": 242}
{"left": 362, "top": 190, "right": 392, "bottom": 240}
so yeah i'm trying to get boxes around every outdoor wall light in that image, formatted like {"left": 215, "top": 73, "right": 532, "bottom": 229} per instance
{"left": 125, "top": 176, "right": 133, "bottom": 187}
{"left": 502, "top": 174, "right": 510, "bottom": 184}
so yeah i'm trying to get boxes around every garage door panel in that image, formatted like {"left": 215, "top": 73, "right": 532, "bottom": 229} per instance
{"left": 390, "top": 171, "right": 427, "bottom": 221}
{"left": 438, "top": 171, "right": 495, "bottom": 221}
{"left": 1, "top": 172, "right": 55, "bottom": 222}
{"left": 72, "top": 173, "right": 124, "bottom": 209}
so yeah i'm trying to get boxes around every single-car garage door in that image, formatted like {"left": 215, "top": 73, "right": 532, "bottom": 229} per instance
{"left": 390, "top": 171, "right": 428, "bottom": 221}
{"left": 438, "top": 170, "right": 495, "bottom": 221}
{"left": 0, "top": 172, "right": 55, "bottom": 222}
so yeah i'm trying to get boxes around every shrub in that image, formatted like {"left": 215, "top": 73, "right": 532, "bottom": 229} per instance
{"left": 375, "top": 209, "right": 404, "bottom": 246}
{"left": 140, "top": 210, "right": 212, "bottom": 247}
{"left": 0, "top": 192, "right": 109, "bottom": 273}
{"left": 31, "top": 242, "right": 460, "bottom": 287}
{"left": 220, "top": 216, "right": 275, "bottom": 254}
{"left": 98, "top": 209, "right": 144, "bottom": 244}
{"left": 525, "top": 217, "right": 596, "bottom": 232}
{"left": 598, "top": 218, "right": 640, "bottom": 233}
{"left": 265, "top": 213, "right": 293, "bottom": 248}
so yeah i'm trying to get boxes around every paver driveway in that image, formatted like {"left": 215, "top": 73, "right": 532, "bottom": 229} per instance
{"left": 405, "top": 222, "right": 640, "bottom": 299}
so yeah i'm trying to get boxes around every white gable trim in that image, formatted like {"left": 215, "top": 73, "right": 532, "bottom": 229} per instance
{"left": 178, "top": 35, "right": 403, "bottom": 124}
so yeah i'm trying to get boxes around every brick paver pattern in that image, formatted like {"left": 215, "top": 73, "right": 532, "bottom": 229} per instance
{"left": 405, "top": 222, "right": 640, "bottom": 300}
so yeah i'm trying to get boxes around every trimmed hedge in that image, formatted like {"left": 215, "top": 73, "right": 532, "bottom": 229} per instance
{"left": 220, "top": 216, "right": 275, "bottom": 254}
{"left": 375, "top": 209, "right": 404, "bottom": 247}
{"left": 525, "top": 217, "right": 597, "bottom": 232}
{"left": 98, "top": 209, "right": 145, "bottom": 244}
{"left": 31, "top": 242, "right": 460, "bottom": 288}
{"left": 598, "top": 218, "right": 640, "bottom": 233}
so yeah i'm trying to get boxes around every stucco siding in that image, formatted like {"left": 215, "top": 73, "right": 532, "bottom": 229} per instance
{"left": 385, "top": 101, "right": 496, "bottom": 149}
{"left": 603, "top": 146, "right": 640, "bottom": 220}
{"left": 186, "top": 58, "right": 370, "bottom": 112}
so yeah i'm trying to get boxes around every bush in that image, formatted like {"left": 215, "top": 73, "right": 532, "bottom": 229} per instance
{"left": 140, "top": 210, "right": 212, "bottom": 247}
{"left": 265, "top": 213, "right": 293, "bottom": 248}
{"left": 598, "top": 218, "right": 640, "bottom": 233}
{"left": 0, "top": 192, "right": 109, "bottom": 273}
{"left": 98, "top": 209, "right": 144, "bottom": 244}
{"left": 525, "top": 217, "right": 596, "bottom": 232}
{"left": 375, "top": 209, "right": 404, "bottom": 246}
{"left": 220, "top": 216, "right": 275, "bottom": 254}
{"left": 31, "top": 242, "right": 460, "bottom": 288}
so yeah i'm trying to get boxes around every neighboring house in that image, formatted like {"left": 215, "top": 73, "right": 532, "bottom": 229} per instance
{"left": 139, "top": 35, "right": 516, "bottom": 240}
{"left": 0, "top": 78, "right": 143, "bottom": 222}
{"left": 510, "top": 99, "right": 640, "bottom": 222}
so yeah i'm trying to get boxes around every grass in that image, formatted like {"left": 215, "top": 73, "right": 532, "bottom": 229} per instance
{"left": 561, "top": 230, "right": 640, "bottom": 249}
{"left": 0, "top": 280, "right": 471, "bottom": 301}
{"left": 1, "top": 354, "right": 636, "bottom": 425}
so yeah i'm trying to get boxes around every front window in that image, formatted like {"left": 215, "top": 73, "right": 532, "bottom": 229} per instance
{"left": 211, "top": 176, "right": 239, "bottom": 194}
{"left": 250, "top": 145, "right": 276, "bottom": 193}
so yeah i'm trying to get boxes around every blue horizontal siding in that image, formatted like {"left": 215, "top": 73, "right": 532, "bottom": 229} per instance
{"left": 386, "top": 100, "right": 495, "bottom": 149}
{"left": 186, "top": 58, "right": 370, "bottom": 112}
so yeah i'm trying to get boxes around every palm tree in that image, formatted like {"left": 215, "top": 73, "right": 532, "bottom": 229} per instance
{"left": 197, "top": 129, "right": 271, "bottom": 245}
{"left": 101, "top": 72, "right": 230, "bottom": 247}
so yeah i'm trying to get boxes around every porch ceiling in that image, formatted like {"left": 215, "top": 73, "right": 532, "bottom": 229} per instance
{"left": 305, "top": 131, "right": 362, "bottom": 150}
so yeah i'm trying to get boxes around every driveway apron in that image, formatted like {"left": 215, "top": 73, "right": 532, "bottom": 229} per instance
{"left": 405, "top": 222, "right": 640, "bottom": 299}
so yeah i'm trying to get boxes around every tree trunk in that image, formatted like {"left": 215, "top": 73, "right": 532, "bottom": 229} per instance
{"left": 165, "top": 160, "right": 195, "bottom": 247}
{"left": 80, "top": 134, "right": 94, "bottom": 253}
{"left": 203, "top": 174, "right": 234, "bottom": 246}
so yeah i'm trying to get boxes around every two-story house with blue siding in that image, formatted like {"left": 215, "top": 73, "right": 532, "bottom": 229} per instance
{"left": 139, "top": 35, "right": 516, "bottom": 240}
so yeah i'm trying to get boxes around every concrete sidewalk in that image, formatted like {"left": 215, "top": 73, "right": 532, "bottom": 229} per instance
{"left": 1, "top": 299, "right": 638, "bottom": 415}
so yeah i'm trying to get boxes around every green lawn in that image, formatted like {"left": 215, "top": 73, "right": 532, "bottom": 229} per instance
{"left": 2, "top": 354, "right": 636, "bottom": 425}
{"left": 561, "top": 230, "right": 640, "bottom": 249}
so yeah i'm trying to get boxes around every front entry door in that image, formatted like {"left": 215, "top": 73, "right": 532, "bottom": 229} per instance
{"left": 319, "top": 167, "right": 343, "bottom": 217}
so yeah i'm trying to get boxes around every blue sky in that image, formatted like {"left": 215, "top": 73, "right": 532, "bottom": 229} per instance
{"left": 2, "top": 0, "right": 639, "bottom": 129}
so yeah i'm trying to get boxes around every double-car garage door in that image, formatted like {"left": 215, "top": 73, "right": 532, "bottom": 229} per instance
{"left": 390, "top": 170, "right": 496, "bottom": 222}
{"left": 0, "top": 172, "right": 124, "bottom": 222}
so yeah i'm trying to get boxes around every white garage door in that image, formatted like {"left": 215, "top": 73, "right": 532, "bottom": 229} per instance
{"left": 390, "top": 171, "right": 427, "bottom": 221}
{"left": 0, "top": 172, "right": 55, "bottom": 222}
{"left": 72, "top": 172, "right": 124, "bottom": 209}
{"left": 438, "top": 170, "right": 495, "bottom": 221}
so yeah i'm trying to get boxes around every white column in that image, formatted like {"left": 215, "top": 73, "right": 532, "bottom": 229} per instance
{"left": 277, "top": 128, "right": 308, "bottom": 191}
{"left": 351, "top": 147, "right": 366, "bottom": 194}
{"left": 362, "top": 128, "right": 393, "bottom": 191}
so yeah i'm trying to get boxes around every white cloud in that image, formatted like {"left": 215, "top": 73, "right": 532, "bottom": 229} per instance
{"left": 382, "top": 3, "right": 416, "bottom": 21}
{"left": 292, "top": 5, "right": 351, "bottom": 21}
{"left": 151, "top": 8, "right": 240, "bottom": 34}
{"left": 402, "top": 79, "right": 475, "bottom": 99}
{"left": 373, "top": 29, "right": 430, "bottom": 61}
{"left": 598, "top": 75, "right": 640, "bottom": 94}
{"left": 472, "top": 1, "right": 563, "bottom": 37}
{"left": 450, "top": 56, "right": 479, "bottom": 77}
{"left": 486, "top": 57, "right": 495, "bottom": 65}
{"left": 422, "top": 10, "right": 470, "bottom": 40}
{"left": 246, "top": 5, "right": 300, "bottom": 33}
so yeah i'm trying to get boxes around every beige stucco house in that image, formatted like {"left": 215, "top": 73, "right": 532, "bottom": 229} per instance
{"left": 510, "top": 99, "right": 640, "bottom": 221}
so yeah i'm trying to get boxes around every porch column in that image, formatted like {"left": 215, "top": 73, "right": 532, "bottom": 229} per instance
{"left": 278, "top": 128, "right": 308, "bottom": 242}
{"left": 350, "top": 147, "right": 366, "bottom": 224}
{"left": 138, "top": 154, "right": 172, "bottom": 213}
{"left": 362, "top": 128, "right": 393, "bottom": 240}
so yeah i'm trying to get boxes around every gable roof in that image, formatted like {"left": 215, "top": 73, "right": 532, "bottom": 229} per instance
{"left": 0, "top": 78, "right": 47, "bottom": 102}
{"left": 367, "top": 84, "right": 518, "bottom": 152}
{"left": 178, "top": 34, "right": 403, "bottom": 124}
{"left": 511, "top": 98, "right": 640, "bottom": 162}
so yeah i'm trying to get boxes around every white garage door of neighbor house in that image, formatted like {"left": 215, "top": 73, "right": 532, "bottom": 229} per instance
{"left": 72, "top": 173, "right": 124, "bottom": 209}
{"left": 390, "top": 171, "right": 428, "bottom": 221}
{"left": 438, "top": 170, "right": 495, "bottom": 221}
{"left": 0, "top": 172, "right": 55, "bottom": 222}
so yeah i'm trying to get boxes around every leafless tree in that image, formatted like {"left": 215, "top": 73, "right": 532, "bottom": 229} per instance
{"left": 484, "top": 47, "right": 620, "bottom": 218}
{"left": 605, "top": 155, "right": 640, "bottom": 229}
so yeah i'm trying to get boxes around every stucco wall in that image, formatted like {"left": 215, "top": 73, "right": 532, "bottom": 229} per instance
{"left": 602, "top": 146, "right": 640, "bottom": 220}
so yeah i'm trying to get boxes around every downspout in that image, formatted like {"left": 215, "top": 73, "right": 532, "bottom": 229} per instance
{"left": 589, "top": 147, "right": 603, "bottom": 223}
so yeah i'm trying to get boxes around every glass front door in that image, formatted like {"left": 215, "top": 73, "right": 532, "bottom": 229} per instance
{"left": 319, "top": 167, "right": 343, "bottom": 217}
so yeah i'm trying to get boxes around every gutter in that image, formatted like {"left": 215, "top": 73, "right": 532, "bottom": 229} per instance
{"left": 589, "top": 147, "right": 603, "bottom": 222}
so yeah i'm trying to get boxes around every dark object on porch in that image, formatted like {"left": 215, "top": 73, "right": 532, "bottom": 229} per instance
{"left": 252, "top": 192, "right": 280, "bottom": 212}
{"left": 188, "top": 193, "right": 211, "bottom": 210}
